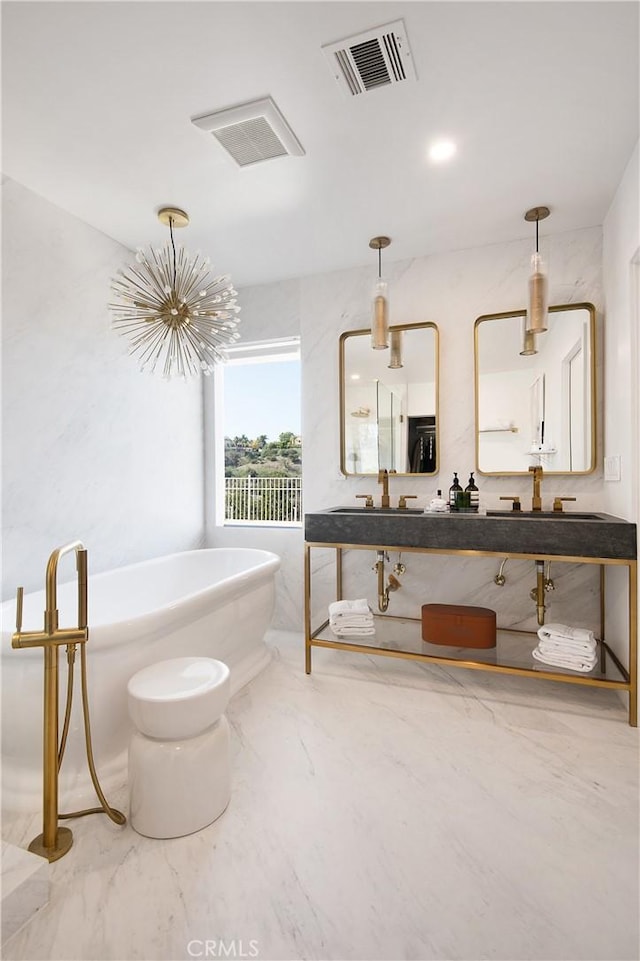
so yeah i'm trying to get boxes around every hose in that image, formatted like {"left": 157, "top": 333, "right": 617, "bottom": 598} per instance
{"left": 58, "top": 642, "right": 126, "bottom": 826}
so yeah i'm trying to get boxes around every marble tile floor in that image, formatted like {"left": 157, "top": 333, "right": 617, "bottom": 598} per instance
{"left": 2, "top": 629, "right": 638, "bottom": 961}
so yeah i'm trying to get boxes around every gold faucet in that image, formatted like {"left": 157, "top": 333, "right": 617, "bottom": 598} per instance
{"left": 529, "top": 465, "right": 543, "bottom": 511}
{"left": 377, "top": 468, "right": 391, "bottom": 508}
{"left": 12, "top": 542, "right": 89, "bottom": 861}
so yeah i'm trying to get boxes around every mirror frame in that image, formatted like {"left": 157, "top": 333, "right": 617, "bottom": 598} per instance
{"left": 474, "top": 302, "right": 597, "bottom": 476}
{"left": 339, "top": 321, "right": 440, "bottom": 476}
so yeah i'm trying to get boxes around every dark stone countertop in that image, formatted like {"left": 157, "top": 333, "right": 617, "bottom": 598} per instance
{"left": 304, "top": 508, "right": 637, "bottom": 560}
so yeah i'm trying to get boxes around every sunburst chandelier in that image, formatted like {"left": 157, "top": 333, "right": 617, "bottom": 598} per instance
{"left": 109, "top": 207, "right": 241, "bottom": 378}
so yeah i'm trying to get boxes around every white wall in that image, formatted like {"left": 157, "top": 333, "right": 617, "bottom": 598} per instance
{"left": 1, "top": 179, "right": 205, "bottom": 599}
{"left": 302, "top": 227, "right": 604, "bottom": 514}
{"left": 602, "top": 141, "right": 640, "bottom": 521}
{"left": 602, "top": 140, "right": 640, "bottom": 678}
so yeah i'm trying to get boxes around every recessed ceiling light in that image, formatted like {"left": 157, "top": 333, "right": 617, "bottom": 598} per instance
{"left": 429, "top": 140, "right": 457, "bottom": 163}
{"left": 351, "top": 373, "right": 361, "bottom": 380}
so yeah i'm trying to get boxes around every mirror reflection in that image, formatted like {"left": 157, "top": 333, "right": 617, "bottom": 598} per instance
{"left": 474, "top": 303, "right": 596, "bottom": 474}
{"left": 340, "top": 323, "right": 439, "bottom": 475}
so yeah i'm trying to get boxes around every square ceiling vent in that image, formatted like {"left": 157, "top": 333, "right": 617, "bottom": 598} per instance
{"left": 191, "top": 96, "right": 305, "bottom": 167}
{"left": 322, "top": 18, "right": 416, "bottom": 97}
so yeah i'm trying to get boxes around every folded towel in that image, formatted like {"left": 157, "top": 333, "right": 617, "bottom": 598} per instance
{"left": 537, "top": 635, "right": 597, "bottom": 653}
{"left": 329, "top": 598, "right": 370, "bottom": 619}
{"left": 330, "top": 615, "right": 374, "bottom": 630}
{"left": 538, "top": 623, "right": 596, "bottom": 645}
{"left": 330, "top": 624, "right": 376, "bottom": 638}
{"left": 532, "top": 646, "right": 597, "bottom": 673}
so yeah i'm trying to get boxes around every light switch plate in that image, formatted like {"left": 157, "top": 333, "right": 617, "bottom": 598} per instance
{"left": 604, "top": 455, "right": 621, "bottom": 481}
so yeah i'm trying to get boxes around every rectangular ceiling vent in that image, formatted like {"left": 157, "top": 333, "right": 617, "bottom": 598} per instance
{"left": 191, "top": 96, "right": 305, "bottom": 167}
{"left": 322, "top": 19, "right": 416, "bottom": 97}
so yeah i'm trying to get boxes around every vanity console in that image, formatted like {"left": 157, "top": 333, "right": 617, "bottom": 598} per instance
{"left": 303, "top": 510, "right": 637, "bottom": 726}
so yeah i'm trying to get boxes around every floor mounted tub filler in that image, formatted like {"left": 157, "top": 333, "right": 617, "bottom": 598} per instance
{"left": 1, "top": 548, "right": 281, "bottom": 812}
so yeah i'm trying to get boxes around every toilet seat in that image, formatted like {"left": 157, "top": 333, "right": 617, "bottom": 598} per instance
{"left": 127, "top": 656, "right": 230, "bottom": 740}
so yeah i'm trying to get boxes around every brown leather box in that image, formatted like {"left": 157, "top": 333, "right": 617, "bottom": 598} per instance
{"left": 421, "top": 603, "right": 497, "bottom": 648}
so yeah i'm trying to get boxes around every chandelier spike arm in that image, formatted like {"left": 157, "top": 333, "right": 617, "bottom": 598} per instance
{"left": 130, "top": 322, "right": 172, "bottom": 366}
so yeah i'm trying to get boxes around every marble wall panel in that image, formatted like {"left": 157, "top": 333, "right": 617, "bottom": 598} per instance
{"left": 1, "top": 179, "right": 205, "bottom": 599}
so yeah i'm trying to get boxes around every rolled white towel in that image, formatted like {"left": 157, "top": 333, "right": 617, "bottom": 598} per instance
{"left": 329, "top": 598, "right": 370, "bottom": 619}
{"left": 537, "top": 623, "right": 596, "bottom": 645}
{"left": 532, "top": 646, "right": 597, "bottom": 673}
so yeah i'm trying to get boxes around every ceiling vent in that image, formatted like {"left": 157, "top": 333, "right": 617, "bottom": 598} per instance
{"left": 191, "top": 96, "right": 305, "bottom": 167}
{"left": 322, "top": 19, "right": 416, "bottom": 97}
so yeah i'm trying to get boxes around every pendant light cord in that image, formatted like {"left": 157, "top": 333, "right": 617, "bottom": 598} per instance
{"left": 535, "top": 216, "right": 539, "bottom": 254}
{"left": 378, "top": 246, "right": 382, "bottom": 279}
{"left": 169, "top": 216, "right": 177, "bottom": 288}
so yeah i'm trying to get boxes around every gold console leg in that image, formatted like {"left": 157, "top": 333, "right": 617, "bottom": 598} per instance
{"left": 629, "top": 560, "right": 637, "bottom": 728}
{"left": 304, "top": 544, "right": 312, "bottom": 674}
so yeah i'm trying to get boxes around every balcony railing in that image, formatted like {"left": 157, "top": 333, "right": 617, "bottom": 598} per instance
{"left": 225, "top": 476, "right": 302, "bottom": 525}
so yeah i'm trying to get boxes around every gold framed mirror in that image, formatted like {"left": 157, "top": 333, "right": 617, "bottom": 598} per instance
{"left": 474, "top": 303, "right": 596, "bottom": 475}
{"left": 340, "top": 322, "right": 439, "bottom": 475}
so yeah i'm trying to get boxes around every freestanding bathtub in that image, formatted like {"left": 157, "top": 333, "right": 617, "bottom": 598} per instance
{"left": 1, "top": 548, "right": 280, "bottom": 811}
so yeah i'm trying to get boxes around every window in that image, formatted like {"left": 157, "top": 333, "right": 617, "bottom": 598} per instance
{"left": 215, "top": 339, "right": 302, "bottom": 526}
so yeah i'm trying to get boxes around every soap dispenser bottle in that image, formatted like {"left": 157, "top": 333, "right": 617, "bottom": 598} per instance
{"left": 449, "top": 473, "right": 462, "bottom": 510}
{"left": 428, "top": 489, "right": 448, "bottom": 512}
{"left": 465, "top": 472, "right": 479, "bottom": 512}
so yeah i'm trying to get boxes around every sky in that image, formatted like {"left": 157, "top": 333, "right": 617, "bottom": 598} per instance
{"left": 223, "top": 359, "right": 301, "bottom": 441}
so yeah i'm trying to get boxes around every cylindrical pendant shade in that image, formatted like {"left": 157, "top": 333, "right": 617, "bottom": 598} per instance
{"left": 526, "top": 252, "right": 548, "bottom": 333}
{"left": 519, "top": 318, "right": 537, "bottom": 356}
{"left": 388, "top": 330, "right": 403, "bottom": 368}
{"left": 371, "top": 278, "right": 389, "bottom": 349}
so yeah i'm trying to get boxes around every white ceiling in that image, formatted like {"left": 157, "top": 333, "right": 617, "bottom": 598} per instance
{"left": 2, "top": 1, "right": 638, "bottom": 288}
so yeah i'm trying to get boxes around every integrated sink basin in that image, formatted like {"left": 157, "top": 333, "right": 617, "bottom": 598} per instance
{"left": 305, "top": 506, "right": 636, "bottom": 560}
{"left": 485, "top": 510, "right": 606, "bottom": 520}
{"left": 327, "top": 507, "right": 424, "bottom": 515}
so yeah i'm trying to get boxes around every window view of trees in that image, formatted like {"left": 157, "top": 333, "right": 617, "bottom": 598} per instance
{"left": 221, "top": 349, "right": 302, "bottom": 524}
{"left": 224, "top": 431, "right": 302, "bottom": 477}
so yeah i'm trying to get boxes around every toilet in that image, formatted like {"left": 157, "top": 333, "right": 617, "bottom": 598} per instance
{"left": 127, "top": 656, "right": 231, "bottom": 839}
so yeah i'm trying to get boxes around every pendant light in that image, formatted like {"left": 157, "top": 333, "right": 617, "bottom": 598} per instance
{"left": 524, "top": 206, "right": 550, "bottom": 334}
{"left": 369, "top": 236, "right": 390, "bottom": 349}
{"left": 519, "top": 317, "right": 537, "bottom": 356}
{"left": 388, "top": 329, "right": 403, "bottom": 368}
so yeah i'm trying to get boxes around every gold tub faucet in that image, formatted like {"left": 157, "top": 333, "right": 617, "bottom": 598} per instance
{"left": 529, "top": 465, "right": 543, "bottom": 511}
{"left": 12, "top": 541, "right": 88, "bottom": 861}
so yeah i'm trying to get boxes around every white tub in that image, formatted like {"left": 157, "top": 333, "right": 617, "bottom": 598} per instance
{"left": 1, "top": 548, "right": 280, "bottom": 812}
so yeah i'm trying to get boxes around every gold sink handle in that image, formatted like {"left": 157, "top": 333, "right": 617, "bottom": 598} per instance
{"left": 398, "top": 495, "right": 418, "bottom": 510}
{"left": 499, "top": 496, "right": 521, "bottom": 512}
{"left": 553, "top": 496, "right": 577, "bottom": 513}
{"left": 356, "top": 494, "right": 374, "bottom": 509}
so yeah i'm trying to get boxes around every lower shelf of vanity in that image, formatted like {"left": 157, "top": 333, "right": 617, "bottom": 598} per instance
{"left": 309, "top": 615, "right": 630, "bottom": 689}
